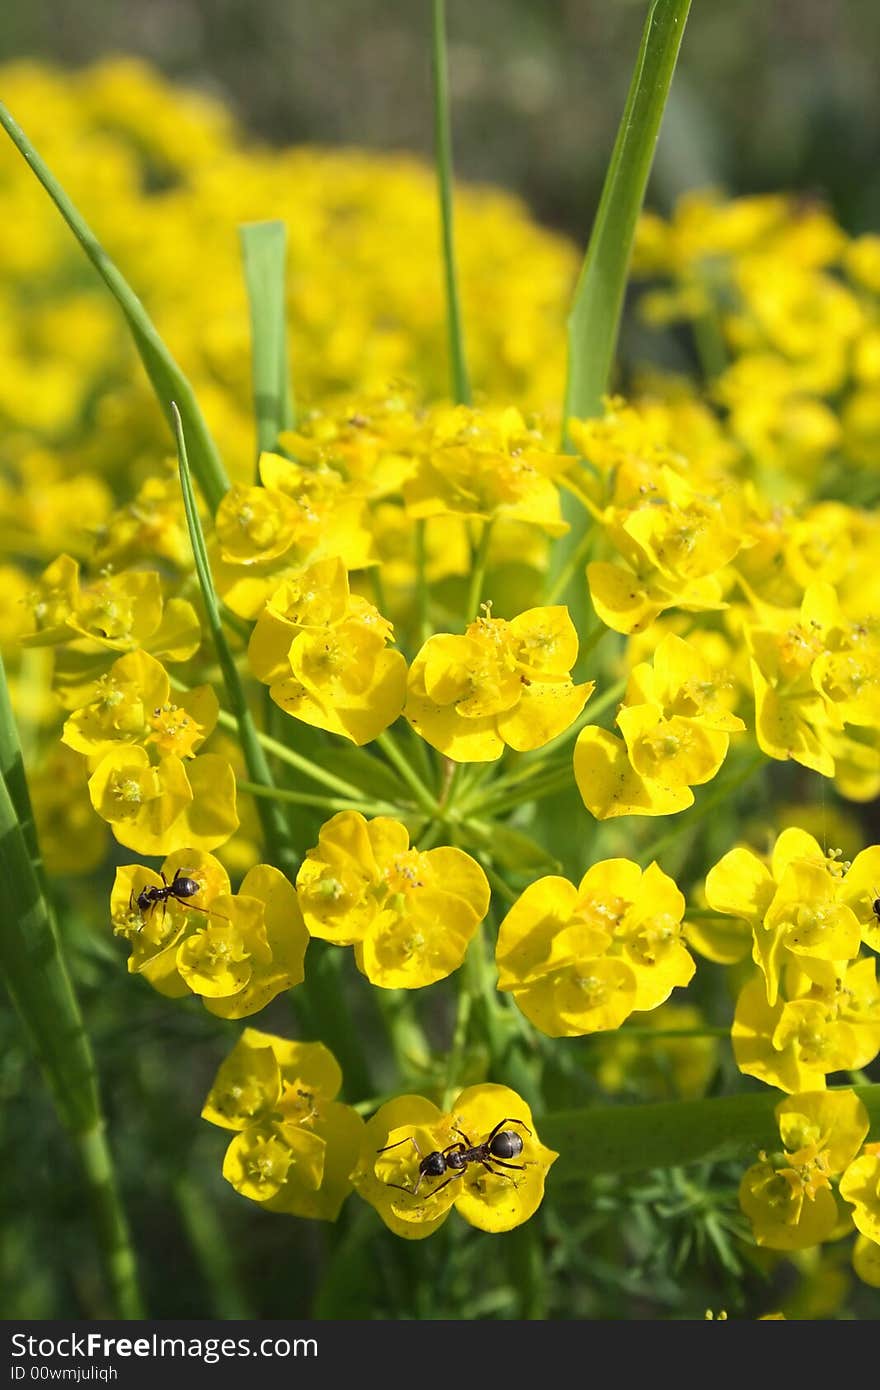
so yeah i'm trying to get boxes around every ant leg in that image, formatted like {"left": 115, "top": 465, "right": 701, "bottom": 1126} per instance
{"left": 485, "top": 1159, "right": 526, "bottom": 1171}
{"left": 486, "top": 1117, "right": 532, "bottom": 1145}
{"left": 376, "top": 1135, "right": 422, "bottom": 1158}
{"left": 451, "top": 1127, "right": 473, "bottom": 1147}
{"left": 422, "top": 1169, "right": 465, "bottom": 1202}
{"left": 481, "top": 1161, "right": 517, "bottom": 1183}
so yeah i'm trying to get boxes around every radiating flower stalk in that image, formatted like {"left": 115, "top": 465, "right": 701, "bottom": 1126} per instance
{"left": 1, "top": 0, "right": 880, "bottom": 1318}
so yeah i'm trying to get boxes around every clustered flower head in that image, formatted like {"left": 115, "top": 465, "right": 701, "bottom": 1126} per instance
{"left": 739, "top": 1087, "right": 880, "bottom": 1286}
{"left": 704, "top": 828, "right": 880, "bottom": 1092}
{"left": 296, "top": 811, "right": 490, "bottom": 988}
{"left": 202, "top": 1029, "right": 364, "bottom": 1219}
{"left": 495, "top": 858, "right": 693, "bottom": 1035}
{"left": 407, "top": 605, "right": 593, "bottom": 761}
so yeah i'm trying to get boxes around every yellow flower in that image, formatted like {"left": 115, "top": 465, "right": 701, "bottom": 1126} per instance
{"left": 249, "top": 558, "right": 407, "bottom": 745}
{"left": 495, "top": 859, "right": 692, "bottom": 1035}
{"left": 705, "top": 828, "right": 862, "bottom": 1006}
{"left": 352, "top": 1084, "right": 557, "bottom": 1238}
{"left": 840, "top": 1146, "right": 880, "bottom": 1247}
{"left": 23, "top": 554, "right": 200, "bottom": 661}
{"left": 575, "top": 633, "right": 743, "bottom": 819}
{"left": 296, "top": 812, "right": 489, "bottom": 989}
{"left": 110, "top": 854, "right": 307, "bottom": 1015}
{"left": 403, "top": 404, "right": 569, "bottom": 535}
{"left": 739, "top": 1090, "right": 868, "bottom": 1251}
{"left": 731, "top": 962, "right": 880, "bottom": 1094}
{"left": 406, "top": 606, "right": 593, "bottom": 762}
{"left": 62, "top": 649, "right": 217, "bottom": 763}
{"left": 587, "top": 469, "right": 745, "bottom": 635}
{"left": 89, "top": 745, "right": 238, "bottom": 854}
{"left": 202, "top": 1030, "right": 364, "bottom": 1221}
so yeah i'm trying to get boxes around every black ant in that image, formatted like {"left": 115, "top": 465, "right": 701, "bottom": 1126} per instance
{"left": 377, "top": 1118, "right": 531, "bottom": 1200}
{"left": 129, "top": 867, "right": 209, "bottom": 924}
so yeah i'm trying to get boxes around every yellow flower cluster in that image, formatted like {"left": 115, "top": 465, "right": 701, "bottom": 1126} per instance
{"left": 202, "top": 1030, "right": 363, "bottom": 1219}
{"left": 705, "top": 828, "right": 880, "bottom": 1094}
{"left": 0, "top": 57, "right": 575, "bottom": 507}
{"left": 297, "top": 811, "right": 490, "bottom": 988}
{"left": 495, "top": 859, "right": 694, "bottom": 1035}
{"left": 739, "top": 1089, "right": 880, "bottom": 1286}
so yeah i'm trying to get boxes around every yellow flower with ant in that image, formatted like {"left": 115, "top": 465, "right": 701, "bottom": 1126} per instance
{"left": 406, "top": 604, "right": 593, "bottom": 761}
{"left": 352, "top": 1084, "right": 557, "bottom": 1238}
{"left": 111, "top": 851, "right": 308, "bottom": 1017}
{"left": 296, "top": 811, "right": 489, "bottom": 988}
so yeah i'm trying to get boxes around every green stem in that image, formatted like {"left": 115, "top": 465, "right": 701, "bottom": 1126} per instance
{"left": 431, "top": 0, "right": 471, "bottom": 404}
{"left": 174, "top": 1175, "right": 255, "bottom": 1319}
{"left": 211, "top": 703, "right": 373, "bottom": 802}
{"left": 376, "top": 731, "right": 439, "bottom": 818}
{"left": 466, "top": 520, "right": 494, "bottom": 622}
{"left": 552, "top": 0, "right": 692, "bottom": 614}
{"left": 415, "top": 520, "right": 431, "bottom": 647}
{"left": 545, "top": 522, "right": 595, "bottom": 606}
{"left": 0, "top": 102, "right": 229, "bottom": 512}
{"left": 76, "top": 1125, "right": 145, "bottom": 1318}
{"left": 237, "top": 779, "right": 399, "bottom": 818}
{"left": 541, "top": 1083, "right": 880, "bottom": 1183}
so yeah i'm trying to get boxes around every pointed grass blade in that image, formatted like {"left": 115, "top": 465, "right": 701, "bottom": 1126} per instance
{"left": 239, "top": 219, "right": 295, "bottom": 461}
{"left": 563, "top": 0, "right": 692, "bottom": 428}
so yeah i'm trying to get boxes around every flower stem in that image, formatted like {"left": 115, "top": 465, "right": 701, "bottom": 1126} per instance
{"left": 237, "top": 779, "right": 399, "bottom": 818}
{"left": 376, "top": 730, "right": 440, "bottom": 818}
{"left": 431, "top": 0, "right": 471, "bottom": 405}
{"left": 466, "top": 519, "right": 494, "bottom": 622}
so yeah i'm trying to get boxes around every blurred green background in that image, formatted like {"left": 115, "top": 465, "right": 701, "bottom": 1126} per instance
{"left": 4, "top": 0, "right": 880, "bottom": 236}
{"left": 3, "top": 0, "right": 880, "bottom": 1323}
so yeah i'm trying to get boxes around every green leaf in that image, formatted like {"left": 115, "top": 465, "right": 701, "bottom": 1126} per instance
{"left": 564, "top": 0, "right": 693, "bottom": 426}
{"left": 0, "top": 101, "right": 230, "bottom": 513}
{"left": 239, "top": 220, "right": 295, "bottom": 461}
{"left": 541, "top": 1084, "right": 880, "bottom": 1183}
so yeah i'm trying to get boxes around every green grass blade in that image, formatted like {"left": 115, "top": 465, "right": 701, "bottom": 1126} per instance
{"left": 541, "top": 1083, "right": 880, "bottom": 1182}
{"left": 563, "top": 0, "right": 692, "bottom": 427}
{"left": 431, "top": 0, "right": 471, "bottom": 404}
{"left": 239, "top": 220, "right": 295, "bottom": 461}
{"left": 0, "top": 102, "right": 230, "bottom": 513}
{"left": 0, "top": 691, "right": 143, "bottom": 1315}
{"left": 0, "top": 650, "right": 41, "bottom": 876}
